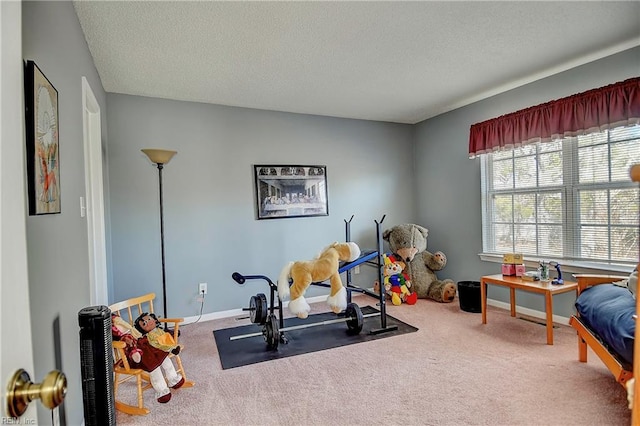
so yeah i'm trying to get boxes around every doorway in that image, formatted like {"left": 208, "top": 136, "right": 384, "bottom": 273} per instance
{"left": 82, "top": 77, "right": 108, "bottom": 306}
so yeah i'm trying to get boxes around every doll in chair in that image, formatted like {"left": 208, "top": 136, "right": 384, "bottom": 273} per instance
{"left": 133, "top": 312, "right": 185, "bottom": 403}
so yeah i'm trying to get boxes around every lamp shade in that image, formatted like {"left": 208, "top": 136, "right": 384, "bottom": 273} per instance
{"left": 141, "top": 149, "right": 177, "bottom": 165}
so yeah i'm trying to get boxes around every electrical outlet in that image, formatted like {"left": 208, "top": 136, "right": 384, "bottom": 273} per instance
{"left": 199, "top": 282, "right": 207, "bottom": 295}
{"left": 354, "top": 266, "right": 360, "bottom": 274}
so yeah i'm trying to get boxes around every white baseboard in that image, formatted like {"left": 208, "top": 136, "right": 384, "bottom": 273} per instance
{"left": 487, "top": 298, "right": 571, "bottom": 326}
{"left": 184, "top": 295, "right": 570, "bottom": 326}
{"left": 183, "top": 295, "right": 331, "bottom": 324}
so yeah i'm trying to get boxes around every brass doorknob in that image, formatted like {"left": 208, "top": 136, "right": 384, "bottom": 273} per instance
{"left": 6, "top": 369, "right": 67, "bottom": 418}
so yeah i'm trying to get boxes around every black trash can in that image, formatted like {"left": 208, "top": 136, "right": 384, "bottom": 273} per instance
{"left": 458, "top": 281, "right": 481, "bottom": 313}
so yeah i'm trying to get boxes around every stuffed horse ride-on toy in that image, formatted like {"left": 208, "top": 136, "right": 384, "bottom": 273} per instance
{"left": 278, "top": 242, "right": 361, "bottom": 319}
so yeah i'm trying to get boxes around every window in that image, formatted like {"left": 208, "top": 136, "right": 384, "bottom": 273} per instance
{"left": 481, "top": 125, "right": 640, "bottom": 265}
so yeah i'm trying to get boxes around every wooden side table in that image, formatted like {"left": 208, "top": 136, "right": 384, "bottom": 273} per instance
{"left": 480, "top": 274, "right": 578, "bottom": 345}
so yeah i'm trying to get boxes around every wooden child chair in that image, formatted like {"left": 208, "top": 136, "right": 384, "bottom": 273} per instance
{"left": 109, "top": 292, "right": 194, "bottom": 415}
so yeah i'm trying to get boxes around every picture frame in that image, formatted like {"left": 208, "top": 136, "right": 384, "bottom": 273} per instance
{"left": 254, "top": 165, "right": 329, "bottom": 220}
{"left": 25, "top": 60, "right": 61, "bottom": 215}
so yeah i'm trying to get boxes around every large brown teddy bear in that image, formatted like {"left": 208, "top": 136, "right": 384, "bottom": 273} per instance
{"left": 383, "top": 224, "right": 456, "bottom": 302}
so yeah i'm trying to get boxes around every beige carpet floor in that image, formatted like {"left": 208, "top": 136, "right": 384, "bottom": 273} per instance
{"left": 115, "top": 296, "right": 631, "bottom": 425}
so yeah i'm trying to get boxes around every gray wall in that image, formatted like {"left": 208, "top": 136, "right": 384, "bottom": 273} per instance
{"left": 22, "top": 1, "right": 108, "bottom": 423}
{"left": 107, "top": 94, "right": 415, "bottom": 316}
{"left": 414, "top": 46, "right": 640, "bottom": 317}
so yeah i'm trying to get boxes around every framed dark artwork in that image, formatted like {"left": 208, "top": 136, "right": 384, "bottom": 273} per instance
{"left": 254, "top": 165, "right": 329, "bottom": 220}
{"left": 25, "top": 60, "right": 61, "bottom": 215}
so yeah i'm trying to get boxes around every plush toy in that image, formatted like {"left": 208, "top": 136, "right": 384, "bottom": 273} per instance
{"left": 133, "top": 312, "right": 185, "bottom": 403}
{"left": 627, "top": 377, "right": 635, "bottom": 409}
{"left": 111, "top": 313, "right": 143, "bottom": 363}
{"left": 278, "top": 242, "right": 361, "bottom": 319}
{"left": 382, "top": 253, "right": 417, "bottom": 305}
{"left": 383, "top": 224, "right": 456, "bottom": 303}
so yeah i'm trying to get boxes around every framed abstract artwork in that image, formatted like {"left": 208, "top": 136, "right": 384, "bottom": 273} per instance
{"left": 25, "top": 60, "right": 61, "bottom": 215}
{"left": 254, "top": 165, "right": 329, "bottom": 220}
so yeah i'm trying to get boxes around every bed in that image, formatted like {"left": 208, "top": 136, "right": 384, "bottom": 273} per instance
{"left": 569, "top": 274, "right": 635, "bottom": 386}
{"left": 569, "top": 163, "right": 640, "bottom": 421}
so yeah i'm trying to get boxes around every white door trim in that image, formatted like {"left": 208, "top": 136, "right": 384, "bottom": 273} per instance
{"left": 82, "top": 77, "right": 108, "bottom": 306}
{"left": 1, "top": 1, "right": 37, "bottom": 421}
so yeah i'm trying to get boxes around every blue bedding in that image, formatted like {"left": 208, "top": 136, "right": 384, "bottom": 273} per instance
{"left": 575, "top": 284, "right": 636, "bottom": 365}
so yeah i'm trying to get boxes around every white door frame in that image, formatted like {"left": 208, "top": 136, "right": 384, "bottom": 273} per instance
{"left": 0, "top": 1, "right": 37, "bottom": 421}
{"left": 82, "top": 77, "right": 108, "bottom": 306}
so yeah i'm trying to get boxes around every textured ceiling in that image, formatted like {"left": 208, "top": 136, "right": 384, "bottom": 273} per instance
{"left": 73, "top": 1, "right": 640, "bottom": 124}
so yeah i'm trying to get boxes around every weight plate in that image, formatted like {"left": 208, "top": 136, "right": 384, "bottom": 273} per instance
{"left": 256, "top": 293, "right": 268, "bottom": 325}
{"left": 345, "top": 303, "right": 363, "bottom": 335}
{"left": 263, "top": 314, "right": 280, "bottom": 350}
{"left": 249, "top": 295, "right": 258, "bottom": 323}
{"left": 249, "top": 293, "right": 268, "bottom": 324}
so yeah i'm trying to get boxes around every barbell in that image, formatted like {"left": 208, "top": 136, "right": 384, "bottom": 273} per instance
{"left": 230, "top": 302, "right": 374, "bottom": 350}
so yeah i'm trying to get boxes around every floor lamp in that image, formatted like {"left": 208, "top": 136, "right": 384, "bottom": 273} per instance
{"left": 142, "top": 148, "right": 177, "bottom": 332}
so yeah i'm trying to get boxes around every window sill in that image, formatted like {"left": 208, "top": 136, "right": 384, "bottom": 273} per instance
{"left": 479, "top": 253, "right": 636, "bottom": 276}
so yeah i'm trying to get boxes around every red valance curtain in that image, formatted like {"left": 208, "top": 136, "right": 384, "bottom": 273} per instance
{"left": 468, "top": 77, "right": 640, "bottom": 158}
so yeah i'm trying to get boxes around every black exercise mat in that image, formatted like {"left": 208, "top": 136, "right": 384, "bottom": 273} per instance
{"left": 213, "top": 306, "right": 418, "bottom": 369}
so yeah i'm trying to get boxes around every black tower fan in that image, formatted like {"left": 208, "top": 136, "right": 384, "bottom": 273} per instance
{"left": 78, "top": 305, "right": 115, "bottom": 425}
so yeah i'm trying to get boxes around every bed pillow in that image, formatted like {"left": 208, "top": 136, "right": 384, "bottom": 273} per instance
{"left": 575, "top": 284, "right": 636, "bottom": 365}
{"left": 628, "top": 268, "right": 638, "bottom": 298}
